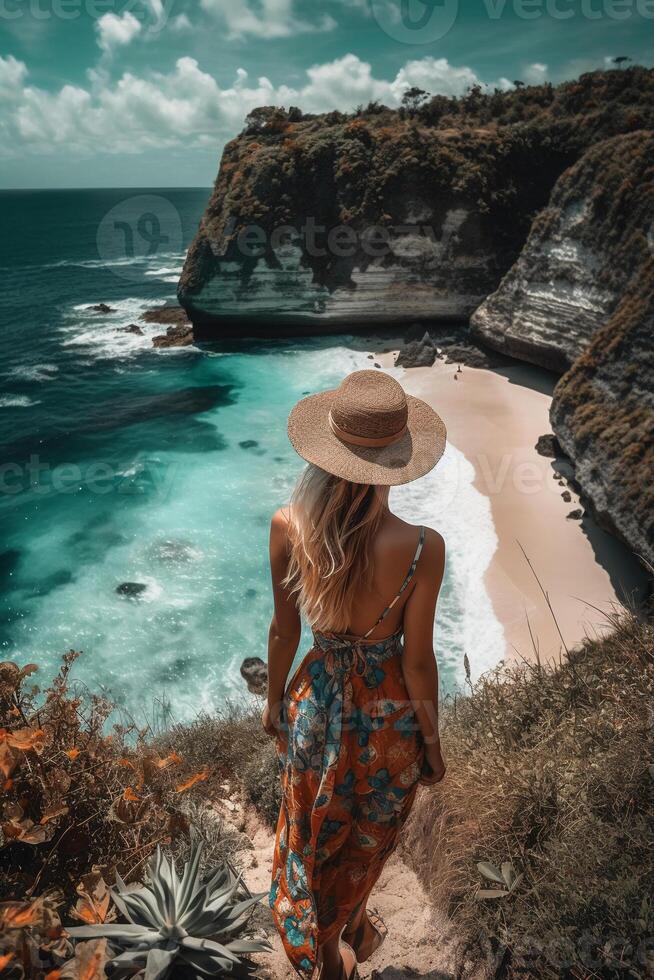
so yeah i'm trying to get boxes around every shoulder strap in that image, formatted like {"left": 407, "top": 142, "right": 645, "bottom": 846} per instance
{"left": 363, "top": 526, "right": 426, "bottom": 640}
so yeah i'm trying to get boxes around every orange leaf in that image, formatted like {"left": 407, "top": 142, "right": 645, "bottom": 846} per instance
{"left": 175, "top": 770, "right": 209, "bottom": 793}
{"left": 122, "top": 787, "right": 141, "bottom": 802}
{"left": 40, "top": 803, "right": 69, "bottom": 825}
{"left": 118, "top": 758, "right": 135, "bottom": 770}
{"left": 0, "top": 742, "right": 17, "bottom": 780}
{"left": 45, "top": 971, "right": 61, "bottom": 980}
{"left": 4, "top": 903, "right": 38, "bottom": 927}
{"left": 0, "top": 953, "right": 15, "bottom": 970}
{"left": 64, "top": 748, "right": 80, "bottom": 760}
{"left": 156, "top": 752, "right": 182, "bottom": 769}
{"left": 3, "top": 778, "right": 13, "bottom": 791}
{"left": 7, "top": 727, "right": 45, "bottom": 753}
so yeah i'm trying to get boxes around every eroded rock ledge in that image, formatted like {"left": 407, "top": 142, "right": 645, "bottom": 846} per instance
{"left": 472, "top": 131, "right": 654, "bottom": 564}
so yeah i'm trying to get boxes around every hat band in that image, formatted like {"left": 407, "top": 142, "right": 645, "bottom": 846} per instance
{"left": 328, "top": 410, "right": 408, "bottom": 448}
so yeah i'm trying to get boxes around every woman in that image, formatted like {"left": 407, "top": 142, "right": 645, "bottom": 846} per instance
{"left": 263, "top": 370, "right": 447, "bottom": 980}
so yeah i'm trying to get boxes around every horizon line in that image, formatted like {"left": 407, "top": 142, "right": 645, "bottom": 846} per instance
{"left": 0, "top": 185, "right": 213, "bottom": 192}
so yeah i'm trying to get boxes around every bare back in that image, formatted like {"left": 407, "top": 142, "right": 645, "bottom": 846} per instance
{"left": 271, "top": 505, "right": 445, "bottom": 646}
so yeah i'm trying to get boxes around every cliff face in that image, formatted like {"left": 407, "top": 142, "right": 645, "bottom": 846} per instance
{"left": 176, "top": 69, "right": 654, "bottom": 567}
{"left": 471, "top": 134, "right": 654, "bottom": 371}
{"left": 550, "top": 259, "right": 654, "bottom": 566}
{"left": 551, "top": 141, "right": 654, "bottom": 565}
{"left": 469, "top": 131, "right": 654, "bottom": 565}
{"left": 179, "top": 67, "right": 654, "bottom": 339}
{"left": 179, "top": 121, "right": 572, "bottom": 337}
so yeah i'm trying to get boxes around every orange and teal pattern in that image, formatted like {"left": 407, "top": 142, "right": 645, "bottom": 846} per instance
{"left": 270, "top": 619, "right": 425, "bottom": 975}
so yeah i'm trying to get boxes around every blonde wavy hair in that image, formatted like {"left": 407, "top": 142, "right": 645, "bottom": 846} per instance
{"left": 283, "top": 464, "right": 386, "bottom": 632}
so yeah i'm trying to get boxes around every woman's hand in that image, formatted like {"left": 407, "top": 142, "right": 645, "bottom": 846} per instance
{"left": 262, "top": 701, "right": 283, "bottom": 739}
{"left": 419, "top": 740, "right": 446, "bottom": 785}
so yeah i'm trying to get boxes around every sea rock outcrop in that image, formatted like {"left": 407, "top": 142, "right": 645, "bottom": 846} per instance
{"left": 140, "top": 306, "right": 195, "bottom": 348}
{"left": 241, "top": 657, "right": 268, "bottom": 696}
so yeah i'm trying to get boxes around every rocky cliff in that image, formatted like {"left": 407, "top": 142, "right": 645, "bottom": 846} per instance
{"left": 470, "top": 131, "right": 654, "bottom": 564}
{"left": 178, "top": 124, "right": 558, "bottom": 337}
{"left": 177, "top": 68, "right": 654, "bottom": 566}
{"left": 471, "top": 133, "right": 654, "bottom": 372}
{"left": 179, "top": 67, "right": 654, "bottom": 339}
{"left": 550, "top": 248, "right": 654, "bottom": 565}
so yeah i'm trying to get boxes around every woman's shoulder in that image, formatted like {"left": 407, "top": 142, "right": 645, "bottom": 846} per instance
{"left": 270, "top": 507, "right": 293, "bottom": 553}
{"left": 391, "top": 514, "right": 444, "bottom": 551}
{"left": 271, "top": 505, "right": 291, "bottom": 528}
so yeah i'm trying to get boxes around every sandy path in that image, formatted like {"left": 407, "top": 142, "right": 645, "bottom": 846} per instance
{"left": 234, "top": 803, "right": 459, "bottom": 980}
{"left": 375, "top": 350, "right": 645, "bottom": 666}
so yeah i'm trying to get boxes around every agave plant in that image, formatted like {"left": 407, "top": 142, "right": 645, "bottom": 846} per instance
{"left": 67, "top": 842, "right": 271, "bottom": 978}
{"left": 475, "top": 859, "right": 523, "bottom": 899}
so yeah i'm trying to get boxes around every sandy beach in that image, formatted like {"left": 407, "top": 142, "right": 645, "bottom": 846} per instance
{"left": 375, "top": 349, "right": 646, "bottom": 669}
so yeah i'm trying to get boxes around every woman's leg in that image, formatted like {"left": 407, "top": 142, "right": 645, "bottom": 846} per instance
{"left": 342, "top": 885, "right": 384, "bottom": 962}
{"left": 319, "top": 932, "right": 342, "bottom": 978}
{"left": 319, "top": 933, "right": 356, "bottom": 980}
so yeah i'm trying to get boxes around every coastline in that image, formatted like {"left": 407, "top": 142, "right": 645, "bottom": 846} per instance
{"left": 376, "top": 348, "right": 646, "bottom": 667}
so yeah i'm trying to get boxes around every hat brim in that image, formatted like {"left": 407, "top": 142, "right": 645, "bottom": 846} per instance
{"left": 287, "top": 388, "right": 447, "bottom": 486}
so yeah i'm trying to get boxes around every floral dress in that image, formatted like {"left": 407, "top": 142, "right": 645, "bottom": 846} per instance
{"left": 270, "top": 527, "right": 426, "bottom": 976}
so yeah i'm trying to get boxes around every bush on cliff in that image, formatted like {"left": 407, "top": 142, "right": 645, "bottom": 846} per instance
{"left": 0, "top": 654, "right": 269, "bottom": 978}
{"left": 404, "top": 607, "right": 654, "bottom": 978}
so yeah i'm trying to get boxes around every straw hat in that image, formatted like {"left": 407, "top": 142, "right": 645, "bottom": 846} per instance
{"left": 287, "top": 370, "right": 446, "bottom": 486}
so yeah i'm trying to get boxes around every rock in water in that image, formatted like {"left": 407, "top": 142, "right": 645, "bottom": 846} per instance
{"left": 152, "top": 326, "right": 194, "bottom": 348}
{"left": 116, "top": 582, "right": 147, "bottom": 599}
{"left": 241, "top": 657, "right": 268, "bottom": 696}
{"left": 118, "top": 323, "right": 144, "bottom": 336}
{"left": 141, "top": 305, "right": 190, "bottom": 326}
{"left": 87, "top": 303, "right": 114, "bottom": 314}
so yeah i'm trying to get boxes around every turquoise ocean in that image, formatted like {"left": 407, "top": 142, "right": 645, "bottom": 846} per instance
{"left": 0, "top": 188, "right": 505, "bottom": 723}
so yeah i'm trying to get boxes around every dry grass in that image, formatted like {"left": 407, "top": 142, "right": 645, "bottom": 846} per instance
{"left": 404, "top": 606, "right": 654, "bottom": 978}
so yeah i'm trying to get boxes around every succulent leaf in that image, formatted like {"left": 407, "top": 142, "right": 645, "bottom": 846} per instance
{"left": 67, "top": 840, "right": 270, "bottom": 977}
{"left": 476, "top": 861, "right": 505, "bottom": 884}
{"left": 501, "top": 862, "right": 516, "bottom": 889}
{"left": 144, "top": 946, "right": 177, "bottom": 980}
{"left": 476, "top": 888, "right": 510, "bottom": 899}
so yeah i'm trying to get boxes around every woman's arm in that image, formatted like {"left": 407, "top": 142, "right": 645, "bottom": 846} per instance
{"left": 263, "top": 508, "right": 301, "bottom": 737}
{"left": 401, "top": 527, "right": 447, "bottom": 784}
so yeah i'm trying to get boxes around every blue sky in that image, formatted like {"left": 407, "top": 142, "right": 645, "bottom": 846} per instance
{"left": 0, "top": 0, "right": 652, "bottom": 187}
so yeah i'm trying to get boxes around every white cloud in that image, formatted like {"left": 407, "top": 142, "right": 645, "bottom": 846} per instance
{"left": 0, "top": 54, "right": 27, "bottom": 94}
{"left": 170, "top": 13, "right": 193, "bottom": 31}
{"left": 0, "top": 52, "right": 517, "bottom": 158}
{"left": 199, "top": 0, "right": 336, "bottom": 39}
{"left": 524, "top": 62, "right": 548, "bottom": 84}
{"left": 96, "top": 12, "right": 142, "bottom": 53}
